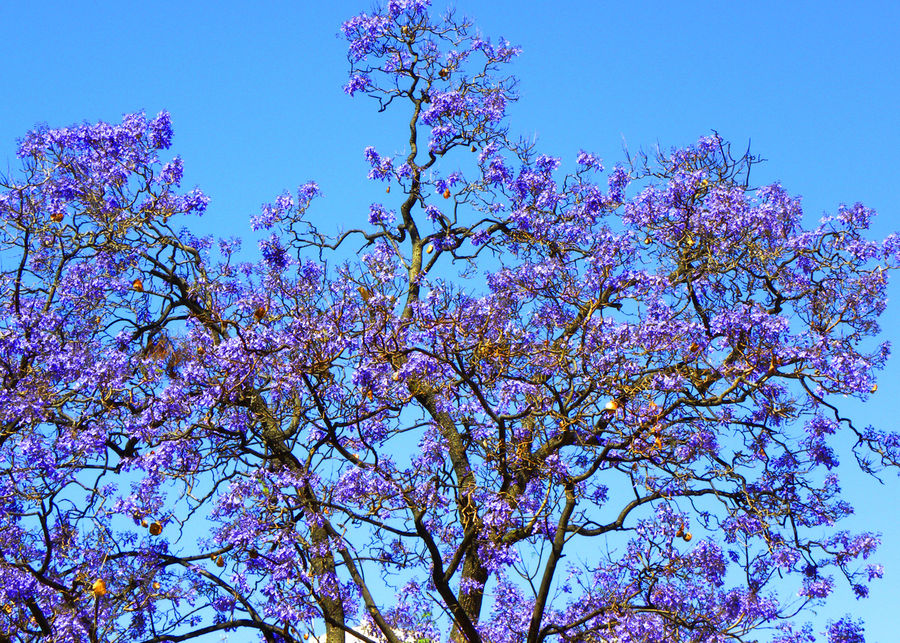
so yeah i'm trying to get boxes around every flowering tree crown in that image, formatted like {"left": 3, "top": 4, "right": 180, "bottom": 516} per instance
{"left": 1, "top": 2, "right": 898, "bottom": 643}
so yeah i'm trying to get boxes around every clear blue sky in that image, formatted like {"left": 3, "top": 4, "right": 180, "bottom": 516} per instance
{"left": 1, "top": 2, "right": 898, "bottom": 641}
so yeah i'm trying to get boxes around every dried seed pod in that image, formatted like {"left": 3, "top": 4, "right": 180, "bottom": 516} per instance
{"left": 425, "top": 243, "right": 434, "bottom": 254}
{"left": 152, "top": 581, "right": 161, "bottom": 590}
{"left": 253, "top": 306, "right": 267, "bottom": 321}
{"left": 683, "top": 532, "right": 693, "bottom": 542}
{"left": 91, "top": 579, "right": 107, "bottom": 598}
{"left": 132, "top": 279, "right": 144, "bottom": 292}
{"left": 442, "top": 188, "right": 451, "bottom": 199}
{"left": 51, "top": 211, "right": 64, "bottom": 222}
{"left": 148, "top": 521, "right": 162, "bottom": 536}
{"left": 216, "top": 556, "right": 225, "bottom": 568}
{"left": 385, "top": 185, "right": 390, "bottom": 194}
{"left": 604, "top": 399, "right": 619, "bottom": 412}
{"left": 676, "top": 527, "right": 684, "bottom": 538}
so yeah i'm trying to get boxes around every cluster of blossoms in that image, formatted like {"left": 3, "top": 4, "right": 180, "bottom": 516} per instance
{"left": 0, "top": 2, "right": 898, "bottom": 643}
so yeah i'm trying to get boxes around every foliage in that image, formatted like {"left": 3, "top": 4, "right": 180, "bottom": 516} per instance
{"left": 1, "top": 2, "right": 899, "bottom": 642}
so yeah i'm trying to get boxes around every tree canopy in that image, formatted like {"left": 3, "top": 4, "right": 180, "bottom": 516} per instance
{"left": 1, "top": 2, "right": 899, "bottom": 643}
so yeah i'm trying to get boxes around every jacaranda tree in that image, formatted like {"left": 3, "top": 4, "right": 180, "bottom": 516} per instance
{"left": 2, "top": 2, "right": 898, "bottom": 642}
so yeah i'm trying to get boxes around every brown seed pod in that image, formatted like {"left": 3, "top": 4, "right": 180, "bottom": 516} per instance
{"left": 51, "top": 211, "right": 64, "bottom": 222}
{"left": 140, "top": 519, "right": 148, "bottom": 528}
{"left": 148, "top": 521, "right": 162, "bottom": 536}
{"left": 439, "top": 68, "right": 449, "bottom": 79}
{"left": 675, "top": 527, "right": 684, "bottom": 538}
{"left": 385, "top": 186, "right": 390, "bottom": 194}
{"left": 442, "top": 188, "right": 451, "bottom": 199}
{"left": 604, "top": 399, "right": 619, "bottom": 412}
{"left": 683, "top": 532, "right": 693, "bottom": 542}
{"left": 253, "top": 306, "right": 267, "bottom": 321}
{"left": 358, "top": 286, "right": 373, "bottom": 302}
{"left": 248, "top": 549, "right": 258, "bottom": 559}
{"left": 152, "top": 581, "right": 161, "bottom": 590}
{"left": 132, "top": 279, "right": 144, "bottom": 292}
{"left": 425, "top": 243, "right": 434, "bottom": 254}
{"left": 216, "top": 556, "right": 225, "bottom": 568}
{"left": 91, "top": 579, "right": 107, "bottom": 598}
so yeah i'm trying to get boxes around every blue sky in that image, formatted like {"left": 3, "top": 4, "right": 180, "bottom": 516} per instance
{"left": 1, "top": 1, "right": 898, "bottom": 641}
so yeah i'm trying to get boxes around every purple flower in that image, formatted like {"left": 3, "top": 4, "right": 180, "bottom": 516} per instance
{"left": 367, "top": 203, "right": 395, "bottom": 225}
{"left": 148, "top": 110, "right": 173, "bottom": 149}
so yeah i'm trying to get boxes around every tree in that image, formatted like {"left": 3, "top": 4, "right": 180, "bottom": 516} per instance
{"left": 1, "top": 2, "right": 898, "bottom": 642}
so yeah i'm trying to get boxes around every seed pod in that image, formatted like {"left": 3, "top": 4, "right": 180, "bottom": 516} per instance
{"left": 51, "top": 211, "right": 64, "bottom": 222}
{"left": 471, "top": 145, "right": 477, "bottom": 152}
{"left": 439, "top": 68, "right": 449, "bottom": 79}
{"left": 358, "top": 286, "right": 373, "bottom": 302}
{"left": 148, "top": 521, "right": 162, "bottom": 536}
{"left": 676, "top": 527, "right": 684, "bottom": 538}
{"left": 425, "top": 243, "right": 434, "bottom": 254}
{"left": 248, "top": 549, "right": 258, "bottom": 559}
{"left": 152, "top": 581, "right": 161, "bottom": 590}
{"left": 442, "top": 188, "right": 451, "bottom": 199}
{"left": 392, "top": 371, "right": 400, "bottom": 382}
{"left": 216, "top": 556, "right": 225, "bottom": 568}
{"left": 604, "top": 399, "right": 619, "bottom": 412}
{"left": 132, "top": 279, "right": 144, "bottom": 292}
{"left": 140, "top": 519, "right": 148, "bottom": 528}
{"left": 253, "top": 306, "right": 267, "bottom": 321}
{"left": 871, "top": 384, "right": 878, "bottom": 393}
{"left": 91, "top": 579, "right": 107, "bottom": 598}
{"left": 386, "top": 185, "right": 391, "bottom": 194}
{"left": 683, "top": 532, "right": 693, "bottom": 542}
